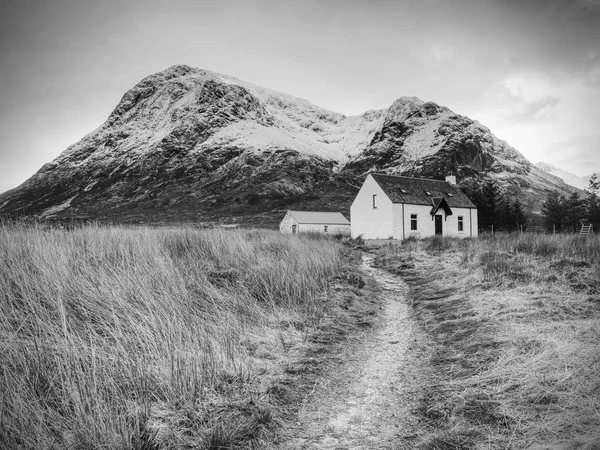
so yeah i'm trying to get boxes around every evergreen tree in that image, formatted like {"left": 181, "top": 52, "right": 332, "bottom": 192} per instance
{"left": 586, "top": 173, "right": 600, "bottom": 232}
{"left": 541, "top": 191, "right": 566, "bottom": 232}
{"left": 588, "top": 173, "right": 600, "bottom": 194}
{"left": 499, "top": 198, "right": 514, "bottom": 231}
{"left": 479, "top": 179, "right": 503, "bottom": 230}
{"left": 564, "top": 192, "right": 586, "bottom": 233}
{"left": 511, "top": 198, "right": 528, "bottom": 230}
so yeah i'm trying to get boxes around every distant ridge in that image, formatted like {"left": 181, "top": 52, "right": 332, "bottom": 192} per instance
{"left": 535, "top": 162, "right": 591, "bottom": 190}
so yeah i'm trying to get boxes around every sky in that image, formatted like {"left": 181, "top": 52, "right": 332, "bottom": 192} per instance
{"left": 1, "top": 0, "right": 599, "bottom": 194}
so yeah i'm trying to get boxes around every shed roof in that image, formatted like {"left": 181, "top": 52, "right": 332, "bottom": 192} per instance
{"left": 371, "top": 174, "right": 476, "bottom": 208}
{"left": 288, "top": 210, "right": 350, "bottom": 225}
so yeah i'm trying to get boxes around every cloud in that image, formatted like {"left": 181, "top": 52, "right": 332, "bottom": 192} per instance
{"left": 506, "top": 95, "right": 561, "bottom": 123}
{"left": 584, "top": 63, "right": 600, "bottom": 86}
{"left": 425, "top": 44, "right": 456, "bottom": 66}
{"left": 575, "top": 0, "right": 600, "bottom": 12}
{"left": 482, "top": 74, "right": 562, "bottom": 123}
{"left": 544, "top": 135, "right": 600, "bottom": 176}
{"left": 408, "top": 43, "right": 458, "bottom": 69}
{"left": 487, "top": 0, "right": 600, "bottom": 82}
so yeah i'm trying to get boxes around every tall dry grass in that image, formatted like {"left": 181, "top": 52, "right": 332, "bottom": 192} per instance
{"left": 0, "top": 223, "right": 345, "bottom": 449}
{"left": 373, "top": 233, "right": 600, "bottom": 449}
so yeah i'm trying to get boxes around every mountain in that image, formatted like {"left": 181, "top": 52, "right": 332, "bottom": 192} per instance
{"left": 535, "top": 162, "right": 591, "bottom": 191}
{"left": 0, "top": 65, "right": 578, "bottom": 226}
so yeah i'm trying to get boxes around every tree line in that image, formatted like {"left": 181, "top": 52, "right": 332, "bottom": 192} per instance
{"left": 540, "top": 173, "right": 600, "bottom": 233}
{"left": 460, "top": 173, "right": 599, "bottom": 233}
{"left": 461, "top": 179, "right": 528, "bottom": 232}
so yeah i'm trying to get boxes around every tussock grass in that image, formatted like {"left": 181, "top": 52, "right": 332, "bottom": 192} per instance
{"left": 374, "top": 234, "right": 600, "bottom": 449}
{"left": 0, "top": 223, "right": 356, "bottom": 449}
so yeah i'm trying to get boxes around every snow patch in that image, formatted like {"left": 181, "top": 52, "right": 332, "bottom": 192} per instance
{"left": 83, "top": 181, "right": 98, "bottom": 192}
{"left": 197, "top": 111, "right": 385, "bottom": 162}
{"left": 401, "top": 116, "right": 448, "bottom": 159}
{"left": 41, "top": 195, "right": 77, "bottom": 217}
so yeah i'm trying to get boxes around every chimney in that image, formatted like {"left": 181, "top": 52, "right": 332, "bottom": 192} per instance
{"left": 445, "top": 175, "right": 457, "bottom": 185}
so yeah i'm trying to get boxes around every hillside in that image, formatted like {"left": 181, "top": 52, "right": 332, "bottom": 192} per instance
{"left": 535, "top": 162, "right": 592, "bottom": 190}
{"left": 0, "top": 65, "right": 577, "bottom": 225}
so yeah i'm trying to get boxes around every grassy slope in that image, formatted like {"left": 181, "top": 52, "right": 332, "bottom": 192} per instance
{"left": 373, "top": 234, "right": 600, "bottom": 449}
{"left": 0, "top": 224, "right": 379, "bottom": 449}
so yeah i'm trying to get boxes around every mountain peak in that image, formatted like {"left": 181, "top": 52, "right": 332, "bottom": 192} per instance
{"left": 0, "top": 66, "right": 578, "bottom": 223}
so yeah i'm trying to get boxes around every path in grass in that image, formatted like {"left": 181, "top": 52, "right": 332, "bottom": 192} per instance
{"left": 282, "top": 254, "right": 428, "bottom": 450}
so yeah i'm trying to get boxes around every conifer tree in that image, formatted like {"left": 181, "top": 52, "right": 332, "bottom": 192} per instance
{"left": 541, "top": 191, "right": 565, "bottom": 232}
{"left": 480, "top": 179, "right": 503, "bottom": 230}
{"left": 586, "top": 173, "right": 600, "bottom": 232}
{"left": 511, "top": 198, "right": 527, "bottom": 230}
{"left": 564, "top": 192, "right": 585, "bottom": 233}
{"left": 500, "top": 198, "right": 513, "bottom": 231}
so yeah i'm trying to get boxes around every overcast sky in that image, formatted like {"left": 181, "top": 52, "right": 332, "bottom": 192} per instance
{"left": 1, "top": 0, "right": 599, "bottom": 194}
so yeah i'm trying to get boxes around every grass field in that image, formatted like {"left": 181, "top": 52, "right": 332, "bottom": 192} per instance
{"left": 0, "top": 223, "right": 376, "bottom": 449}
{"left": 4, "top": 224, "right": 599, "bottom": 449}
{"left": 373, "top": 233, "right": 600, "bottom": 449}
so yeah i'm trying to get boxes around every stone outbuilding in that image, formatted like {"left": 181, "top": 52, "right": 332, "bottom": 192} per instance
{"left": 351, "top": 174, "right": 478, "bottom": 240}
{"left": 279, "top": 210, "right": 351, "bottom": 235}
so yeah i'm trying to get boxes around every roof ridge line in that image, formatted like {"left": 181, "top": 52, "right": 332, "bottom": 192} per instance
{"left": 371, "top": 173, "right": 453, "bottom": 183}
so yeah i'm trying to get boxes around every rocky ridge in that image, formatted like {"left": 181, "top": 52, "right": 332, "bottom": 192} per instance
{"left": 0, "top": 65, "right": 577, "bottom": 225}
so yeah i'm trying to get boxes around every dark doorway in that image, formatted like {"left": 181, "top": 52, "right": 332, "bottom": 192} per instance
{"left": 435, "top": 215, "right": 443, "bottom": 235}
{"left": 292, "top": 224, "right": 297, "bottom": 234}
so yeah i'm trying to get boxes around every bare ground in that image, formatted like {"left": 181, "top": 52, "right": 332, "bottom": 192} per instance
{"left": 279, "top": 254, "right": 431, "bottom": 449}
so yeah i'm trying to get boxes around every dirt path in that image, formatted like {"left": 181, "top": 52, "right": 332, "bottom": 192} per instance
{"left": 281, "top": 254, "right": 429, "bottom": 449}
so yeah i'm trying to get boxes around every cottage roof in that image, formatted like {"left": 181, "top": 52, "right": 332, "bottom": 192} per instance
{"left": 288, "top": 210, "right": 350, "bottom": 225}
{"left": 370, "top": 174, "right": 476, "bottom": 208}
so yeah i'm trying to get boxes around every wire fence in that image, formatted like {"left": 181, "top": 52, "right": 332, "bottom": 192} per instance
{"left": 478, "top": 224, "right": 596, "bottom": 235}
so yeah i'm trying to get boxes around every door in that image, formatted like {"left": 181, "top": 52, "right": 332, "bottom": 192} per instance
{"left": 435, "top": 215, "right": 443, "bottom": 235}
{"left": 291, "top": 224, "right": 297, "bottom": 234}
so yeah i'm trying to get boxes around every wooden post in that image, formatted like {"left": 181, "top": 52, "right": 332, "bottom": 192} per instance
{"left": 520, "top": 224, "right": 523, "bottom": 234}
{"left": 553, "top": 224, "right": 556, "bottom": 234}
{"left": 491, "top": 224, "right": 494, "bottom": 235}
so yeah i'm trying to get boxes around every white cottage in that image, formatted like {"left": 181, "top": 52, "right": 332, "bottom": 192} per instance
{"left": 279, "top": 210, "right": 351, "bottom": 235}
{"left": 351, "top": 174, "right": 478, "bottom": 240}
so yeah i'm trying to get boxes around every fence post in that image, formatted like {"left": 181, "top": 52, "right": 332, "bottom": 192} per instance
{"left": 553, "top": 224, "right": 556, "bottom": 234}
{"left": 491, "top": 224, "right": 494, "bottom": 235}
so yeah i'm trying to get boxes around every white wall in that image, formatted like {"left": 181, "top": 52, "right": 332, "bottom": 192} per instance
{"left": 297, "top": 224, "right": 351, "bottom": 235}
{"left": 394, "top": 204, "right": 478, "bottom": 238}
{"left": 469, "top": 208, "right": 479, "bottom": 237}
{"left": 444, "top": 207, "right": 478, "bottom": 238}
{"left": 351, "top": 175, "right": 478, "bottom": 240}
{"left": 279, "top": 211, "right": 297, "bottom": 234}
{"left": 397, "top": 204, "right": 435, "bottom": 238}
{"left": 280, "top": 212, "right": 351, "bottom": 235}
{"left": 351, "top": 175, "right": 394, "bottom": 239}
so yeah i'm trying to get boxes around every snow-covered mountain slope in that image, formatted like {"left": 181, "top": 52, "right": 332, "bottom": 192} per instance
{"left": 345, "top": 97, "right": 531, "bottom": 177}
{"left": 0, "top": 65, "right": 578, "bottom": 223}
{"left": 535, "top": 162, "right": 591, "bottom": 191}
{"left": 342, "top": 97, "right": 576, "bottom": 212}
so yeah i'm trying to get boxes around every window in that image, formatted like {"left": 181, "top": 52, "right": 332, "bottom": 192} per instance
{"left": 373, "top": 194, "right": 377, "bottom": 209}
{"left": 324, "top": 225, "right": 328, "bottom": 233}
{"left": 411, "top": 214, "right": 418, "bottom": 230}
{"left": 458, "top": 216, "right": 464, "bottom": 231}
